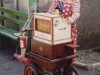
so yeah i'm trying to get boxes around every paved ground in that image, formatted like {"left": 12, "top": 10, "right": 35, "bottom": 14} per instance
{"left": 0, "top": 48, "right": 98, "bottom": 75}
{"left": 0, "top": 48, "right": 24, "bottom": 75}
{"left": 76, "top": 67, "right": 96, "bottom": 75}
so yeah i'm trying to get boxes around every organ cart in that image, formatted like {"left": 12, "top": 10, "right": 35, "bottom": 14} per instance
{"left": 14, "top": 13, "right": 80, "bottom": 75}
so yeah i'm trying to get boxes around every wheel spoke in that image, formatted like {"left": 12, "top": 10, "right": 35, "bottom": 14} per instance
{"left": 42, "top": 71, "right": 53, "bottom": 75}
{"left": 24, "top": 64, "right": 39, "bottom": 75}
{"left": 29, "top": 68, "right": 33, "bottom": 75}
{"left": 73, "top": 72, "right": 76, "bottom": 75}
{"left": 27, "top": 68, "right": 33, "bottom": 75}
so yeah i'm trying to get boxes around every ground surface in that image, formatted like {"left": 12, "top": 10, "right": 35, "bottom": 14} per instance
{"left": 0, "top": 48, "right": 99, "bottom": 75}
{"left": 76, "top": 49, "right": 100, "bottom": 75}
{"left": 76, "top": 49, "right": 100, "bottom": 64}
{"left": 0, "top": 48, "right": 24, "bottom": 75}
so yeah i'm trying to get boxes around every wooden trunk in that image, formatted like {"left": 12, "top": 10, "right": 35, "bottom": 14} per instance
{"left": 31, "top": 39, "right": 74, "bottom": 60}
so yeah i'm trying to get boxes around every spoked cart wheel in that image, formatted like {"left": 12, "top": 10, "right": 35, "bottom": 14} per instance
{"left": 42, "top": 71, "right": 53, "bottom": 75}
{"left": 24, "top": 64, "right": 39, "bottom": 75}
{"left": 64, "top": 66, "right": 79, "bottom": 75}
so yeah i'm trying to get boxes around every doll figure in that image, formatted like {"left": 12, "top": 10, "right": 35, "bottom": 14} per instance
{"left": 54, "top": 8, "right": 60, "bottom": 15}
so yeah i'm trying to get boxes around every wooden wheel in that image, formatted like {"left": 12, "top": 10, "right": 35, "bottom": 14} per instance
{"left": 42, "top": 71, "right": 53, "bottom": 75}
{"left": 24, "top": 64, "right": 39, "bottom": 75}
{"left": 63, "top": 66, "right": 79, "bottom": 75}
{"left": 53, "top": 69, "right": 62, "bottom": 75}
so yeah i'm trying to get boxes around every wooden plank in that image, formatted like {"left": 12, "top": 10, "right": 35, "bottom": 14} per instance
{"left": 0, "top": 29, "right": 18, "bottom": 41}
{"left": 0, "top": 25, "right": 18, "bottom": 41}
{"left": 0, "top": 7, "right": 28, "bottom": 18}
{"left": 65, "top": 44, "right": 80, "bottom": 48}
{"left": 0, "top": 15, "right": 25, "bottom": 26}
{"left": 0, "top": 25, "right": 18, "bottom": 33}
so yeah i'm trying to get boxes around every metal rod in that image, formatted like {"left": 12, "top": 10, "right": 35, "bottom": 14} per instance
{"left": 21, "top": 2, "right": 39, "bottom": 31}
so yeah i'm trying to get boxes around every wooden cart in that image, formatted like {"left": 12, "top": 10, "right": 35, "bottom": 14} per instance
{"left": 14, "top": 13, "right": 80, "bottom": 75}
